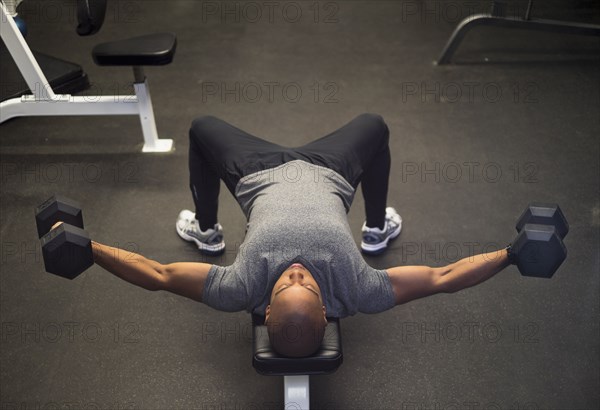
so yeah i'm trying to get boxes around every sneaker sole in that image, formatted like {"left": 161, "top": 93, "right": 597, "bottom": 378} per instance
{"left": 176, "top": 225, "right": 226, "bottom": 256}
{"left": 360, "top": 224, "right": 401, "bottom": 255}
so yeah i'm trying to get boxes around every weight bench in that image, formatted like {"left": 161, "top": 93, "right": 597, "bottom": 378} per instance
{"left": 0, "top": 1, "right": 175, "bottom": 152}
{"left": 252, "top": 314, "right": 343, "bottom": 410}
{"left": 436, "top": 0, "right": 600, "bottom": 64}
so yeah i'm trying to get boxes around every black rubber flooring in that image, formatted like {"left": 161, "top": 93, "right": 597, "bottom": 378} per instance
{"left": 1, "top": 1, "right": 599, "bottom": 409}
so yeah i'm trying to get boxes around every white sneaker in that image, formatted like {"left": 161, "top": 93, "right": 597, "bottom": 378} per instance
{"left": 176, "top": 210, "right": 225, "bottom": 255}
{"left": 361, "top": 207, "right": 402, "bottom": 255}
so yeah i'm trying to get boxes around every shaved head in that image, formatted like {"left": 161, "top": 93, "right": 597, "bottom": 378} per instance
{"left": 265, "top": 263, "right": 328, "bottom": 357}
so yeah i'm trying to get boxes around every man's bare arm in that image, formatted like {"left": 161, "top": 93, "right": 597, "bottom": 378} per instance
{"left": 92, "top": 241, "right": 212, "bottom": 302}
{"left": 386, "top": 249, "right": 510, "bottom": 305}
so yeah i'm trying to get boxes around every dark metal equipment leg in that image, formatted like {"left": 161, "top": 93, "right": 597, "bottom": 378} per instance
{"left": 436, "top": 3, "right": 600, "bottom": 65}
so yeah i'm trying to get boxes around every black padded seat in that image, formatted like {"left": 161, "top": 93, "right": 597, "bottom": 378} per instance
{"left": 252, "top": 314, "right": 343, "bottom": 376}
{"left": 0, "top": 47, "right": 89, "bottom": 102}
{"left": 92, "top": 33, "right": 177, "bottom": 66}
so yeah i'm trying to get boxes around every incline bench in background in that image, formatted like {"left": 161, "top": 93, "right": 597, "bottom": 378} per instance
{"left": 436, "top": 0, "right": 600, "bottom": 64}
{"left": 0, "top": 0, "right": 175, "bottom": 152}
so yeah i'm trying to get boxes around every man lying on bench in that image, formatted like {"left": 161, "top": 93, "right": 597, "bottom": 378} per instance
{"left": 90, "top": 114, "right": 510, "bottom": 357}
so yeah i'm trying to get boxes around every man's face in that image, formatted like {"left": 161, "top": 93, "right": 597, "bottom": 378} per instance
{"left": 265, "top": 263, "right": 326, "bottom": 322}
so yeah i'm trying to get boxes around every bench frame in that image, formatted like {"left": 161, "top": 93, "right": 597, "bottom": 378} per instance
{"left": 252, "top": 314, "right": 343, "bottom": 409}
{"left": 436, "top": 0, "right": 600, "bottom": 65}
{"left": 0, "top": 2, "right": 173, "bottom": 153}
{"left": 284, "top": 375, "right": 310, "bottom": 409}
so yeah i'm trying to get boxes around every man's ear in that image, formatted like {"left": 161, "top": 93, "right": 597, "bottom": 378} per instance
{"left": 264, "top": 305, "right": 271, "bottom": 324}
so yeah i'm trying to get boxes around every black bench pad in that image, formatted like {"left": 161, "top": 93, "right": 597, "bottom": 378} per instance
{"left": 92, "top": 33, "right": 177, "bottom": 66}
{"left": 252, "top": 314, "right": 343, "bottom": 376}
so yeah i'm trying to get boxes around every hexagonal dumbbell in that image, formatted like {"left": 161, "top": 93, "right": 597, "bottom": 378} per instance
{"left": 510, "top": 203, "right": 568, "bottom": 278}
{"left": 35, "top": 195, "right": 94, "bottom": 279}
{"left": 35, "top": 194, "right": 84, "bottom": 237}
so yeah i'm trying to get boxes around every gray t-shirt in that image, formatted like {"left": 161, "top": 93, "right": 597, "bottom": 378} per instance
{"left": 202, "top": 160, "right": 396, "bottom": 318}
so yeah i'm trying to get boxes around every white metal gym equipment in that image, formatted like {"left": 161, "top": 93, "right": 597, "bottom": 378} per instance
{"left": 0, "top": 1, "right": 176, "bottom": 152}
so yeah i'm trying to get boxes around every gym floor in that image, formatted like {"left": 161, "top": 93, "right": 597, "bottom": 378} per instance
{"left": 1, "top": 0, "right": 599, "bottom": 409}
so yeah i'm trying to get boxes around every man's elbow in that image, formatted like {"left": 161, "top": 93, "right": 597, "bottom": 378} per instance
{"left": 149, "top": 263, "right": 170, "bottom": 291}
{"left": 433, "top": 266, "right": 457, "bottom": 294}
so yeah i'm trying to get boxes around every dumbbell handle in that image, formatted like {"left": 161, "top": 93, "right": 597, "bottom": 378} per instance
{"left": 505, "top": 244, "right": 517, "bottom": 265}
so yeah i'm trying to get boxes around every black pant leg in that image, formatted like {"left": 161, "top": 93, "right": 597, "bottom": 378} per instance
{"left": 188, "top": 116, "right": 285, "bottom": 229}
{"left": 188, "top": 114, "right": 391, "bottom": 230}
{"left": 294, "top": 113, "right": 391, "bottom": 229}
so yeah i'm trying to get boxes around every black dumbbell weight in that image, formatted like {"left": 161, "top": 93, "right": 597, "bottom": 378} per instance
{"left": 35, "top": 195, "right": 94, "bottom": 279}
{"left": 35, "top": 194, "right": 84, "bottom": 237}
{"left": 510, "top": 203, "right": 568, "bottom": 278}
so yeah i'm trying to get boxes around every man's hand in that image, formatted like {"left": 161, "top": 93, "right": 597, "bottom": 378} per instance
{"left": 386, "top": 249, "right": 510, "bottom": 305}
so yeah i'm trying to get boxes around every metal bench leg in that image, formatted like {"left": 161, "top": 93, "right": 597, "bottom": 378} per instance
{"left": 133, "top": 77, "right": 173, "bottom": 153}
{"left": 284, "top": 375, "right": 310, "bottom": 410}
{"left": 436, "top": 13, "right": 492, "bottom": 65}
{"left": 436, "top": 12, "right": 600, "bottom": 65}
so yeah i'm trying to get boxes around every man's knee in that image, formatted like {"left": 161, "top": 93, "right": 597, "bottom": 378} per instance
{"left": 357, "top": 113, "right": 384, "bottom": 124}
{"left": 356, "top": 113, "right": 389, "bottom": 143}
{"left": 190, "top": 115, "right": 222, "bottom": 140}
